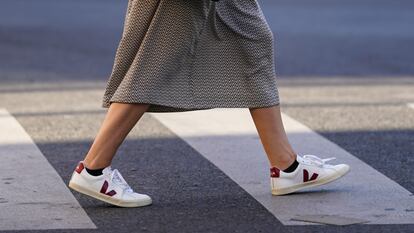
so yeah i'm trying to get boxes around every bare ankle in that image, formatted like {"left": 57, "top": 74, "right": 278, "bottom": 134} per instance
{"left": 270, "top": 152, "right": 297, "bottom": 170}
{"left": 83, "top": 158, "right": 111, "bottom": 170}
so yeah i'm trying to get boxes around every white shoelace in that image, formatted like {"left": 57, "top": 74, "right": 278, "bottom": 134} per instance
{"left": 300, "top": 154, "right": 336, "bottom": 167}
{"left": 110, "top": 169, "right": 134, "bottom": 193}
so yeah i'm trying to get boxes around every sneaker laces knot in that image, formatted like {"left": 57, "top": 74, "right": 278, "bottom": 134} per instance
{"left": 110, "top": 169, "right": 133, "bottom": 193}
{"left": 302, "top": 154, "right": 336, "bottom": 167}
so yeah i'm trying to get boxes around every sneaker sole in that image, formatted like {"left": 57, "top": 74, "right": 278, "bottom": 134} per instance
{"left": 271, "top": 165, "right": 350, "bottom": 196}
{"left": 68, "top": 181, "right": 152, "bottom": 208}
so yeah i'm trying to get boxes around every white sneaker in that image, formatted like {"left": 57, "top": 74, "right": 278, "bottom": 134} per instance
{"left": 270, "top": 154, "right": 350, "bottom": 195}
{"left": 68, "top": 161, "right": 152, "bottom": 207}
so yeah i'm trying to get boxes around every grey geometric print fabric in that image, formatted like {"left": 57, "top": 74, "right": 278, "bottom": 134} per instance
{"left": 102, "top": 0, "right": 280, "bottom": 112}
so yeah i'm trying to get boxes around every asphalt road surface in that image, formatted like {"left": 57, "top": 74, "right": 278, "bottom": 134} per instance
{"left": 0, "top": 0, "right": 413, "bottom": 232}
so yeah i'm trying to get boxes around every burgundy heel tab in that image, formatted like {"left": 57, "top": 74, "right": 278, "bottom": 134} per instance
{"left": 75, "top": 161, "right": 85, "bottom": 174}
{"left": 270, "top": 167, "right": 280, "bottom": 178}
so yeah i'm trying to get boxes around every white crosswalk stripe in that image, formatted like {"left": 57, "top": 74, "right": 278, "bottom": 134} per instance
{"left": 0, "top": 108, "right": 96, "bottom": 230}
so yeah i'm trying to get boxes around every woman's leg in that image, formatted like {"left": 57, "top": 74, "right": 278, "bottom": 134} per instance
{"left": 249, "top": 104, "right": 297, "bottom": 170}
{"left": 82, "top": 102, "right": 150, "bottom": 169}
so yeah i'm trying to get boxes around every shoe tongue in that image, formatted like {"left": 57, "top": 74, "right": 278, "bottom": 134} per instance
{"left": 296, "top": 155, "right": 304, "bottom": 163}
{"left": 102, "top": 166, "right": 112, "bottom": 175}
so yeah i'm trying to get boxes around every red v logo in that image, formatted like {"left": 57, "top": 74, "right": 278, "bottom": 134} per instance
{"left": 100, "top": 180, "right": 117, "bottom": 196}
{"left": 303, "top": 169, "right": 318, "bottom": 182}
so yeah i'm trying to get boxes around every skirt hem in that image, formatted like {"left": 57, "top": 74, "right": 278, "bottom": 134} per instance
{"left": 101, "top": 99, "right": 280, "bottom": 113}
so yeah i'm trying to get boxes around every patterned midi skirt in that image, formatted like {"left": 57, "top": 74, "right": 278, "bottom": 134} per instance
{"left": 102, "top": 0, "right": 280, "bottom": 112}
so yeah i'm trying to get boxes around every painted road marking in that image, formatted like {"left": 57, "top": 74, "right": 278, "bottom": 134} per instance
{"left": 151, "top": 108, "right": 414, "bottom": 225}
{"left": 0, "top": 108, "right": 96, "bottom": 230}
